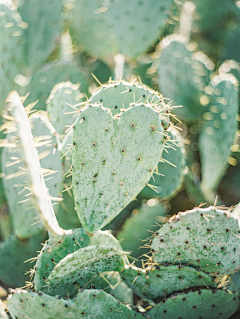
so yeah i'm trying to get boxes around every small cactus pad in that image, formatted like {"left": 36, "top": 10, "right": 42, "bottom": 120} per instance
{"left": 121, "top": 264, "right": 216, "bottom": 301}
{"left": 68, "top": 0, "right": 117, "bottom": 58}
{"left": 0, "top": 300, "right": 7, "bottom": 319}
{"left": 34, "top": 228, "right": 90, "bottom": 295}
{"left": 139, "top": 128, "right": 185, "bottom": 199}
{"left": 8, "top": 289, "right": 143, "bottom": 318}
{"left": 89, "top": 80, "right": 168, "bottom": 117}
{"left": 46, "top": 82, "right": 83, "bottom": 136}
{"left": 106, "top": 0, "right": 173, "bottom": 59}
{"left": 147, "top": 289, "right": 239, "bottom": 319}
{"left": 158, "top": 35, "right": 204, "bottom": 122}
{"left": 17, "top": 0, "right": 63, "bottom": 73}
{"left": 90, "top": 230, "right": 123, "bottom": 251}
{"left": 47, "top": 245, "right": 125, "bottom": 287}
{"left": 72, "top": 103, "right": 164, "bottom": 233}
{"left": 199, "top": 73, "right": 238, "bottom": 196}
{"left": 0, "top": 231, "right": 46, "bottom": 287}
{"left": 151, "top": 207, "right": 240, "bottom": 275}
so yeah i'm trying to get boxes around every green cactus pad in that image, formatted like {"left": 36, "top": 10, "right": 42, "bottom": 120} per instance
{"left": 89, "top": 80, "right": 168, "bottom": 117}
{"left": 8, "top": 289, "right": 143, "bottom": 319}
{"left": 117, "top": 201, "right": 166, "bottom": 260}
{"left": 121, "top": 264, "right": 216, "bottom": 301}
{"left": 158, "top": 34, "right": 205, "bottom": 122}
{"left": 2, "top": 113, "right": 63, "bottom": 238}
{"left": 147, "top": 289, "right": 239, "bottom": 319}
{"left": 34, "top": 228, "right": 90, "bottom": 295}
{"left": 106, "top": 0, "right": 173, "bottom": 59}
{"left": 47, "top": 245, "right": 125, "bottom": 287}
{"left": 5, "top": 92, "right": 64, "bottom": 239}
{"left": 90, "top": 230, "right": 123, "bottom": 251}
{"left": 0, "top": 300, "right": 7, "bottom": 319}
{"left": 24, "top": 62, "right": 88, "bottom": 110}
{"left": 68, "top": 0, "right": 117, "bottom": 59}
{"left": 0, "top": 4, "right": 24, "bottom": 106}
{"left": 0, "top": 231, "right": 46, "bottom": 287}
{"left": 139, "top": 128, "right": 185, "bottom": 199}
{"left": 72, "top": 103, "right": 164, "bottom": 233}
{"left": 151, "top": 207, "right": 240, "bottom": 275}
{"left": 17, "top": 0, "right": 63, "bottom": 74}
{"left": 46, "top": 82, "right": 83, "bottom": 136}
{"left": 199, "top": 73, "right": 238, "bottom": 197}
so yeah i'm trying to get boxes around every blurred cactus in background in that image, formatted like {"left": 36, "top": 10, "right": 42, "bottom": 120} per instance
{"left": 1, "top": 0, "right": 240, "bottom": 318}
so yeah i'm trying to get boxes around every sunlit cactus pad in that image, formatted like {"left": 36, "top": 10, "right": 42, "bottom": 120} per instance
{"left": 8, "top": 289, "right": 144, "bottom": 318}
{"left": 72, "top": 103, "right": 164, "bottom": 233}
{"left": 121, "top": 264, "right": 216, "bottom": 301}
{"left": 151, "top": 207, "right": 240, "bottom": 275}
{"left": 147, "top": 289, "right": 239, "bottom": 319}
{"left": 47, "top": 245, "right": 125, "bottom": 286}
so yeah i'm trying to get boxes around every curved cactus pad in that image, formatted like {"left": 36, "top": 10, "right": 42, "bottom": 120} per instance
{"left": 121, "top": 264, "right": 216, "bottom": 301}
{"left": 8, "top": 289, "right": 143, "bottom": 318}
{"left": 151, "top": 207, "right": 240, "bottom": 275}
{"left": 47, "top": 245, "right": 124, "bottom": 286}
{"left": 89, "top": 80, "right": 168, "bottom": 116}
{"left": 72, "top": 104, "right": 164, "bottom": 233}
{"left": 147, "top": 289, "right": 239, "bottom": 319}
{"left": 34, "top": 228, "right": 90, "bottom": 296}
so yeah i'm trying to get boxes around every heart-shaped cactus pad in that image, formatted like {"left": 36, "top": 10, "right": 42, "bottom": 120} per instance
{"left": 72, "top": 103, "right": 165, "bottom": 233}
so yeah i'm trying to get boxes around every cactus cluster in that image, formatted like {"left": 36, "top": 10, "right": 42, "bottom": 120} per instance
{"left": 1, "top": 0, "right": 240, "bottom": 318}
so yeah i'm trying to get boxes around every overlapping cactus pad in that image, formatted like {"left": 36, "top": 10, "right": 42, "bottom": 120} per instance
{"left": 72, "top": 103, "right": 165, "bottom": 233}
{"left": 151, "top": 207, "right": 240, "bottom": 275}
{"left": 121, "top": 264, "right": 216, "bottom": 300}
{"left": 148, "top": 289, "right": 239, "bottom": 319}
{"left": 8, "top": 289, "right": 144, "bottom": 318}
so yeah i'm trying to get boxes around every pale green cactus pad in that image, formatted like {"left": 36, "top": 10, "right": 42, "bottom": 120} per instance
{"left": 8, "top": 289, "right": 143, "bottom": 319}
{"left": 139, "top": 128, "right": 185, "bottom": 199}
{"left": 151, "top": 207, "right": 240, "bottom": 275}
{"left": 72, "top": 103, "right": 165, "bottom": 233}
{"left": 121, "top": 264, "right": 216, "bottom": 301}
{"left": 0, "top": 4, "right": 24, "bottom": 106}
{"left": 147, "top": 289, "right": 239, "bottom": 319}
{"left": 24, "top": 62, "right": 88, "bottom": 110}
{"left": 0, "top": 231, "right": 46, "bottom": 287}
{"left": 200, "top": 73, "right": 238, "bottom": 198}
{"left": 158, "top": 34, "right": 204, "bottom": 122}
{"left": 89, "top": 80, "right": 169, "bottom": 117}
{"left": 68, "top": 0, "right": 117, "bottom": 58}
{"left": 46, "top": 82, "right": 83, "bottom": 136}
{"left": 17, "top": 0, "right": 63, "bottom": 73}
{"left": 106, "top": 0, "right": 173, "bottom": 59}
{"left": 2, "top": 113, "right": 63, "bottom": 238}
{"left": 0, "top": 300, "right": 7, "bottom": 319}
{"left": 47, "top": 245, "right": 125, "bottom": 287}
{"left": 90, "top": 230, "right": 123, "bottom": 251}
{"left": 34, "top": 228, "right": 90, "bottom": 295}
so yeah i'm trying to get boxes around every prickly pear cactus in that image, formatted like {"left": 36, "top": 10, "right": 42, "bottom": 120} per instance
{"left": 121, "top": 264, "right": 216, "bottom": 300}
{"left": 151, "top": 207, "right": 240, "bottom": 275}
{"left": 8, "top": 289, "right": 143, "bottom": 318}
{"left": 0, "top": 300, "right": 7, "bottom": 319}
{"left": 72, "top": 103, "right": 165, "bottom": 233}
{"left": 148, "top": 289, "right": 239, "bottom": 319}
{"left": 199, "top": 73, "right": 238, "bottom": 201}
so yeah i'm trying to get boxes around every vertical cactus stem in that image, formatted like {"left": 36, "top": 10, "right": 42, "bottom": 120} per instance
{"left": 7, "top": 91, "right": 64, "bottom": 241}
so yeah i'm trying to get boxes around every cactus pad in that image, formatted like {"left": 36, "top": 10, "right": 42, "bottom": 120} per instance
{"left": 200, "top": 73, "right": 238, "bottom": 196}
{"left": 151, "top": 207, "right": 240, "bottom": 275}
{"left": 147, "top": 289, "right": 239, "bottom": 319}
{"left": 47, "top": 245, "right": 124, "bottom": 287}
{"left": 72, "top": 103, "right": 164, "bottom": 233}
{"left": 0, "top": 300, "right": 7, "bottom": 319}
{"left": 89, "top": 80, "right": 168, "bottom": 117}
{"left": 8, "top": 289, "right": 143, "bottom": 318}
{"left": 121, "top": 264, "right": 216, "bottom": 301}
